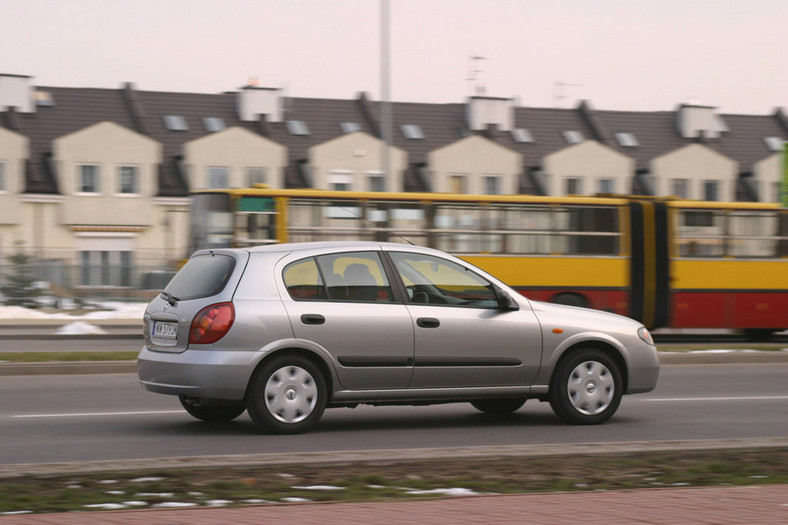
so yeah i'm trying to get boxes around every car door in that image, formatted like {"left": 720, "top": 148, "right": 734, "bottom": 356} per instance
{"left": 386, "top": 250, "right": 543, "bottom": 389}
{"left": 280, "top": 250, "right": 414, "bottom": 391}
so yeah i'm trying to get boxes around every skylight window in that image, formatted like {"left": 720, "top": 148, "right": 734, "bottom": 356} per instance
{"left": 340, "top": 122, "right": 361, "bottom": 133}
{"left": 287, "top": 120, "right": 310, "bottom": 136}
{"left": 401, "top": 124, "right": 424, "bottom": 140}
{"left": 163, "top": 115, "right": 188, "bottom": 131}
{"left": 34, "top": 90, "right": 55, "bottom": 107}
{"left": 203, "top": 117, "right": 226, "bottom": 132}
{"left": 512, "top": 128, "right": 534, "bottom": 143}
{"left": 563, "top": 130, "right": 584, "bottom": 144}
{"left": 615, "top": 132, "right": 639, "bottom": 147}
{"left": 764, "top": 136, "right": 785, "bottom": 152}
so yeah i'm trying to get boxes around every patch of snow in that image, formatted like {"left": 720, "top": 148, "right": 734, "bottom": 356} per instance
{"left": 404, "top": 487, "right": 481, "bottom": 496}
{"left": 135, "top": 492, "right": 174, "bottom": 497}
{"left": 151, "top": 502, "right": 197, "bottom": 509}
{"left": 206, "top": 499, "right": 233, "bottom": 506}
{"left": 55, "top": 321, "right": 108, "bottom": 335}
{"left": 1, "top": 511, "right": 33, "bottom": 515}
{"left": 83, "top": 503, "right": 128, "bottom": 510}
{"left": 281, "top": 497, "right": 311, "bottom": 503}
{"left": 130, "top": 476, "right": 165, "bottom": 482}
{"left": 123, "top": 501, "right": 149, "bottom": 507}
{"left": 292, "top": 485, "right": 346, "bottom": 491}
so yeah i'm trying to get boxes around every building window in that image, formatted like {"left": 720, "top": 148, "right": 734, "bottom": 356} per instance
{"left": 328, "top": 170, "right": 353, "bottom": 191}
{"left": 80, "top": 250, "right": 133, "bottom": 287}
{"left": 483, "top": 175, "right": 502, "bottom": 195}
{"left": 163, "top": 115, "right": 188, "bottom": 131}
{"left": 764, "top": 137, "right": 784, "bottom": 152}
{"left": 563, "top": 130, "right": 584, "bottom": 145}
{"left": 366, "top": 171, "right": 385, "bottom": 192}
{"left": 77, "top": 164, "right": 100, "bottom": 194}
{"left": 246, "top": 167, "right": 267, "bottom": 187}
{"left": 597, "top": 178, "right": 615, "bottom": 194}
{"left": 565, "top": 177, "right": 583, "bottom": 195}
{"left": 207, "top": 167, "right": 229, "bottom": 188}
{"left": 286, "top": 120, "right": 310, "bottom": 136}
{"left": 671, "top": 179, "right": 689, "bottom": 198}
{"left": 703, "top": 180, "right": 719, "bottom": 201}
{"left": 774, "top": 182, "right": 782, "bottom": 204}
{"left": 340, "top": 122, "right": 361, "bottom": 133}
{"left": 448, "top": 174, "right": 467, "bottom": 194}
{"left": 0, "top": 161, "right": 6, "bottom": 192}
{"left": 117, "top": 166, "right": 139, "bottom": 195}
{"left": 203, "top": 117, "right": 226, "bottom": 132}
{"left": 401, "top": 124, "right": 424, "bottom": 140}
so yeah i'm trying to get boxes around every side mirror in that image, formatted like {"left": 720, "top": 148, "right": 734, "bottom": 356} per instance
{"left": 494, "top": 286, "right": 519, "bottom": 311}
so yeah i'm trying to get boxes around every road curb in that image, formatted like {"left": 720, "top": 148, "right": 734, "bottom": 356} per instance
{"left": 1, "top": 437, "right": 786, "bottom": 479}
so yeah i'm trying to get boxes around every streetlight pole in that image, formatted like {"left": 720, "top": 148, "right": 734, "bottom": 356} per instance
{"left": 380, "top": 0, "right": 391, "bottom": 188}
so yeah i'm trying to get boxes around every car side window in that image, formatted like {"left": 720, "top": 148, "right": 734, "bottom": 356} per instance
{"left": 283, "top": 258, "right": 326, "bottom": 301}
{"left": 316, "top": 252, "right": 393, "bottom": 303}
{"left": 389, "top": 251, "right": 498, "bottom": 308}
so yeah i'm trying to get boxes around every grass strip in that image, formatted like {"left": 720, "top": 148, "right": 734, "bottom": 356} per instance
{"left": 0, "top": 352, "right": 138, "bottom": 363}
{"left": 1, "top": 449, "right": 786, "bottom": 515}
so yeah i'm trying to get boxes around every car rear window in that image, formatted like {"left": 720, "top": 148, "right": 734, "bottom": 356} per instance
{"left": 163, "top": 254, "right": 236, "bottom": 300}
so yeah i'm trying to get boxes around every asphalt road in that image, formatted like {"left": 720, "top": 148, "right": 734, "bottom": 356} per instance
{"left": 1, "top": 363, "right": 786, "bottom": 466}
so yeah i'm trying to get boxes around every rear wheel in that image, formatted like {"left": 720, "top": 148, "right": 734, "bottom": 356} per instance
{"left": 549, "top": 349, "right": 622, "bottom": 425}
{"left": 179, "top": 395, "right": 246, "bottom": 422}
{"left": 246, "top": 354, "right": 327, "bottom": 434}
{"left": 471, "top": 398, "right": 526, "bottom": 414}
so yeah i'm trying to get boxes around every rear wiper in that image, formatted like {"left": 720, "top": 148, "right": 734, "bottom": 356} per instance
{"left": 160, "top": 291, "right": 180, "bottom": 306}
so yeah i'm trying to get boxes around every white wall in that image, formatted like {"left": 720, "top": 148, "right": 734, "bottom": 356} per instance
{"left": 184, "top": 126, "right": 287, "bottom": 189}
{"left": 427, "top": 135, "right": 521, "bottom": 194}
{"left": 542, "top": 140, "right": 634, "bottom": 196}
{"left": 651, "top": 143, "right": 737, "bottom": 201}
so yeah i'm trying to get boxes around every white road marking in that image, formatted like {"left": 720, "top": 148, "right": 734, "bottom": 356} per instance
{"left": 12, "top": 410, "right": 184, "bottom": 418}
{"left": 643, "top": 396, "right": 788, "bottom": 402}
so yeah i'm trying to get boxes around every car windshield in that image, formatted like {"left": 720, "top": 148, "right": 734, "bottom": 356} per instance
{"left": 163, "top": 253, "right": 235, "bottom": 300}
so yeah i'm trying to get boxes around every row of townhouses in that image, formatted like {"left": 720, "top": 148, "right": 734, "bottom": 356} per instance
{"left": 0, "top": 73, "right": 786, "bottom": 293}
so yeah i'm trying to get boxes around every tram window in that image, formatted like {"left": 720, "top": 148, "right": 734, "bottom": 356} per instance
{"left": 729, "top": 212, "right": 779, "bottom": 258}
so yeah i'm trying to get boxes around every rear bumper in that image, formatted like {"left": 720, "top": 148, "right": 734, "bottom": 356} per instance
{"left": 137, "top": 346, "right": 259, "bottom": 401}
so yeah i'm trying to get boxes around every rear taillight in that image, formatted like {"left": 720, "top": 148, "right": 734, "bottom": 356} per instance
{"left": 189, "top": 302, "right": 235, "bottom": 344}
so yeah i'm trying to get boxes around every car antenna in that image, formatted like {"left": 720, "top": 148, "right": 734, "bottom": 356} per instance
{"left": 334, "top": 203, "right": 415, "bottom": 245}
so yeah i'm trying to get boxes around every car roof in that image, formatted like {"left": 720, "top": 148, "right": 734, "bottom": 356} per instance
{"left": 244, "top": 240, "right": 429, "bottom": 254}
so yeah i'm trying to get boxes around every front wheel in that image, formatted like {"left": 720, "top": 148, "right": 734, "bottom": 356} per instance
{"left": 471, "top": 398, "right": 526, "bottom": 414}
{"left": 179, "top": 395, "right": 246, "bottom": 422}
{"left": 246, "top": 355, "right": 327, "bottom": 434}
{"left": 549, "top": 349, "right": 623, "bottom": 425}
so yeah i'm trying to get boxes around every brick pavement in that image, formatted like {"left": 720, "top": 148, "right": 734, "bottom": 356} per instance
{"left": 1, "top": 484, "right": 786, "bottom": 525}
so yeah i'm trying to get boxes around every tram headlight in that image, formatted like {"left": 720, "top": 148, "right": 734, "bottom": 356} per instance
{"left": 637, "top": 326, "right": 654, "bottom": 346}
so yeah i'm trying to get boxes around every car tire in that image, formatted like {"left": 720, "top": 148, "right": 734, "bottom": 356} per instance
{"left": 178, "top": 395, "right": 246, "bottom": 422}
{"left": 549, "top": 349, "right": 622, "bottom": 425}
{"left": 246, "top": 354, "right": 327, "bottom": 434}
{"left": 471, "top": 398, "right": 526, "bottom": 414}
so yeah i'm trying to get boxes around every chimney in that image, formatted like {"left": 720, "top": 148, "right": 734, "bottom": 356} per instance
{"left": 238, "top": 85, "right": 282, "bottom": 123}
{"left": 0, "top": 74, "right": 34, "bottom": 113}
{"left": 466, "top": 95, "right": 513, "bottom": 132}
{"left": 677, "top": 103, "right": 720, "bottom": 139}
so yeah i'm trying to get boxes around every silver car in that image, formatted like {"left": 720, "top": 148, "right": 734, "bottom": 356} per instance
{"left": 138, "top": 242, "right": 659, "bottom": 434}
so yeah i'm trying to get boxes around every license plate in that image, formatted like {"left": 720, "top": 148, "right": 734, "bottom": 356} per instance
{"left": 153, "top": 321, "right": 178, "bottom": 339}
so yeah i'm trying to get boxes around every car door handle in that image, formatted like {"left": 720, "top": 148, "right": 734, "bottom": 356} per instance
{"left": 301, "top": 314, "right": 325, "bottom": 325}
{"left": 416, "top": 317, "right": 440, "bottom": 328}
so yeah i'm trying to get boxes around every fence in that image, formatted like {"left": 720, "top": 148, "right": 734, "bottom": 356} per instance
{"left": 0, "top": 251, "right": 179, "bottom": 305}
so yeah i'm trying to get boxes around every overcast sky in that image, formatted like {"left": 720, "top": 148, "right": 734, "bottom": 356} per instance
{"left": 2, "top": 0, "right": 786, "bottom": 115}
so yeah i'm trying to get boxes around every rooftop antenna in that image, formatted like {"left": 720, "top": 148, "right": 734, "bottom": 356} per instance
{"left": 467, "top": 55, "right": 487, "bottom": 96}
{"left": 553, "top": 81, "right": 582, "bottom": 108}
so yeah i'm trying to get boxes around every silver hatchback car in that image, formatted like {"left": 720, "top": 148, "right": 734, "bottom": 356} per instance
{"left": 138, "top": 242, "right": 659, "bottom": 434}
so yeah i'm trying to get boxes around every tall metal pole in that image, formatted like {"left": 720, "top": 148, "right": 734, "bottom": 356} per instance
{"left": 380, "top": 0, "right": 391, "bottom": 188}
